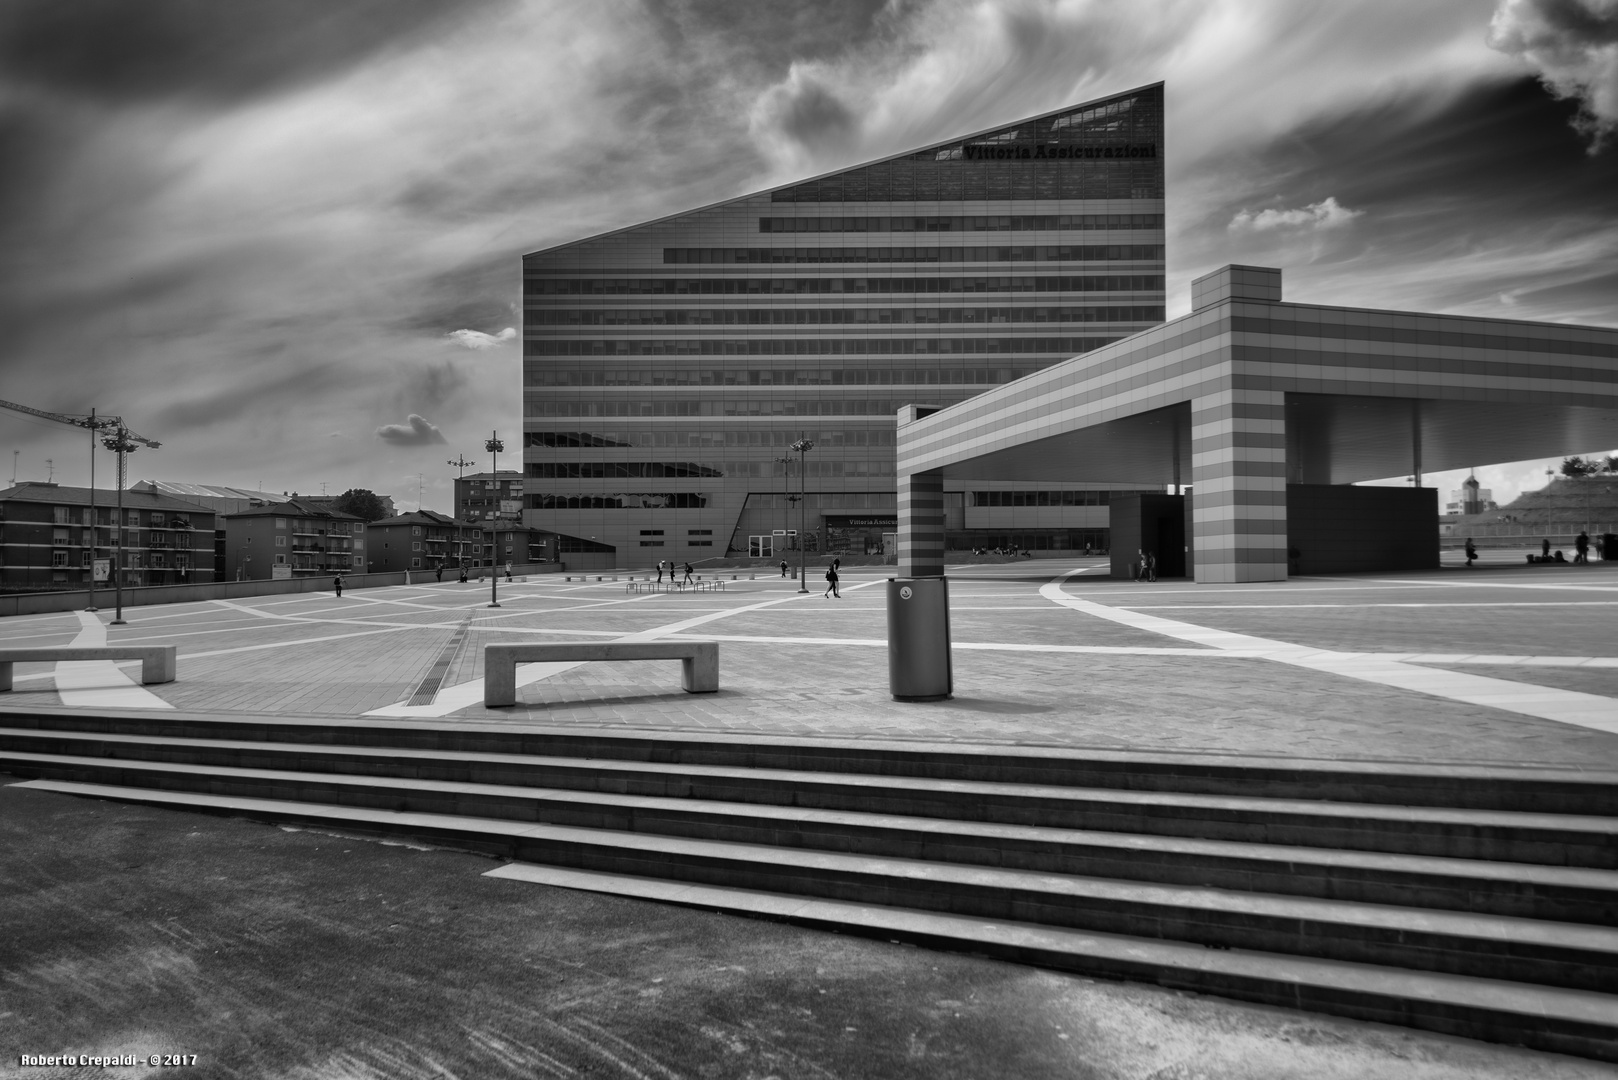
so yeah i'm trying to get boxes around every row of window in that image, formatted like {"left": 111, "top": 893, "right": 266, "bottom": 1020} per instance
{"left": 530, "top": 492, "right": 900, "bottom": 513}
{"left": 526, "top": 397, "right": 971, "bottom": 417}
{"left": 525, "top": 366, "right": 1043, "bottom": 388}
{"left": 530, "top": 494, "right": 710, "bottom": 509}
{"left": 971, "top": 489, "right": 1157, "bottom": 507}
{"left": 663, "top": 245, "right": 1164, "bottom": 265}
{"left": 523, "top": 275, "right": 1164, "bottom": 296}
{"left": 46, "top": 550, "right": 193, "bottom": 569}
{"left": 767, "top": 161, "right": 1161, "bottom": 203}
{"left": 524, "top": 430, "right": 897, "bottom": 448}
{"left": 48, "top": 507, "right": 195, "bottom": 528}
{"left": 526, "top": 460, "right": 896, "bottom": 479}
{"left": 758, "top": 214, "right": 1163, "bottom": 233}
{"left": 525, "top": 337, "right": 1120, "bottom": 357}
{"left": 44, "top": 529, "right": 194, "bottom": 549}
{"left": 527, "top": 305, "right": 1164, "bottom": 327}
{"left": 527, "top": 462, "right": 723, "bottom": 479}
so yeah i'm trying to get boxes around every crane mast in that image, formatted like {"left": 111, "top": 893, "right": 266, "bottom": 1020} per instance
{"left": 0, "top": 397, "right": 161, "bottom": 618}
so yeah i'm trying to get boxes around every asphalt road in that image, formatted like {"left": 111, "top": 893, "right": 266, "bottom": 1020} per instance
{"left": 2, "top": 777, "right": 1613, "bottom": 1080}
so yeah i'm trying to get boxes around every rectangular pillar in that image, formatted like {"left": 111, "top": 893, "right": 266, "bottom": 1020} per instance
{"left": 1191, "top": 390, "right": 1288, "bottom": 583}
{"left": 897, "top": 470, "right": 945, "bottom": 578}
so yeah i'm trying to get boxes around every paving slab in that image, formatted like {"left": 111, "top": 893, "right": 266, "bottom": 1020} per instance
{"left": 0, "top": 562, "right": 1613, "bottom": 767}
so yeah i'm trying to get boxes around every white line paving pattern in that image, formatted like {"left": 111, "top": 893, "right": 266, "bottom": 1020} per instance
{"left": 1, "top": 564, "right": 1615, "bottom": 754}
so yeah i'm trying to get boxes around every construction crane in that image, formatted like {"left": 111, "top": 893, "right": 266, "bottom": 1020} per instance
{"left": 0, "top": 397, "right": 162, "bottom": 618}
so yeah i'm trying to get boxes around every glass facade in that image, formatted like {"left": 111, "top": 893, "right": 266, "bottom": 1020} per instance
{"left": 522, "top": 83, "right": 1165, "bottom": 561}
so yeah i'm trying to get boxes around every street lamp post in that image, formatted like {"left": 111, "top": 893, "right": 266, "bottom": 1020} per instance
{"left": 485, "top": 431, "right": 505, "bottom": 608}
{"left": 774, "top": 455, "right": 794, "bottom": 562}
{"left": 100, "top": 425, "right": 143, "bottom": 625}
{"left": 448, "top": 452, "right": 476, "bottom": 578}
{"left": 790, "top": 435, "right": 814, "bottom": 593}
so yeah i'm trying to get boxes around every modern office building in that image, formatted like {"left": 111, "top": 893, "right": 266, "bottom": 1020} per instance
{"left": 523, "top": 83, "right": 1166, "bottom": 562}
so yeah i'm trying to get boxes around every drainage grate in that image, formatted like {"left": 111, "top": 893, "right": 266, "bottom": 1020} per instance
{"left": 407, "top": 612, "right": 473, "bottom": 707}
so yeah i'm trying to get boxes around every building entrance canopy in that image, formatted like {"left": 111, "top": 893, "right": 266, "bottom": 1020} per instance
{"left": 896, "top": 265, "right": 1618, "bottom": 582}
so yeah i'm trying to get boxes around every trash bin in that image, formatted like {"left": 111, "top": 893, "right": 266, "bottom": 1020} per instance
{"left": 1604, "top": 534, "right": 1617, "bottom": 562}
{"left": 887, "top": 577, "right": 952, "bottom": 701}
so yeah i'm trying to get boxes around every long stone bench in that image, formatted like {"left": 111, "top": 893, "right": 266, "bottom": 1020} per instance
{"left": 484, "top": 641, "right": 718, "bottom": 707}
{"left": 0, "top": 646, "right": 178, "bottom": 691}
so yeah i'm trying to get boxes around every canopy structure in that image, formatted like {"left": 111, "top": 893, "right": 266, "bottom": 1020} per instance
{"left": 896, "top": 265, "right": 1618, "bottom": 582}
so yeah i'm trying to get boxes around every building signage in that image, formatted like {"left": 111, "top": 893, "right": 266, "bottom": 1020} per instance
{"left": 962, "top": 143, "right": 1156, "bottom": 161}
{"left": 500, "top": 499, "right": 523, "bottom": 515}
{"left": 825, "top": 516, "right": 898, "bottom": 528}
{"left": 92, "top": 559, "right": 109, "bottom": 582}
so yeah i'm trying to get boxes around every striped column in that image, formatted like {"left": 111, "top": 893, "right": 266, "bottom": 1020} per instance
{"left": 897, "top": 470, "right": 945, "bottom": 578}
{"left": 1190, "top": 389, "right": 1288, "bottom": 583}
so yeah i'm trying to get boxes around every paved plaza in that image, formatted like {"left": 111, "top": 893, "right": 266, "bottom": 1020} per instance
{"left": 3, "top": 557, "right": 1616, "bottom": 767}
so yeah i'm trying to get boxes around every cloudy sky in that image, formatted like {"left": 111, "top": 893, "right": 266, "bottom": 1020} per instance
{"left": 1, "top": 0, "right": 1615, "bottom": 511}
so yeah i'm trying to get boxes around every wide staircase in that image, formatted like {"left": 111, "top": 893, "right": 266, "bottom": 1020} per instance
{"left": 2, "top": 706, "right": 1615, "bottom": 1062}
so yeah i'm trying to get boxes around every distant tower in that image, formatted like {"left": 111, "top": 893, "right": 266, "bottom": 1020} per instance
{"left": 1461, "top": 472, "right": 1482, "bottom": 516}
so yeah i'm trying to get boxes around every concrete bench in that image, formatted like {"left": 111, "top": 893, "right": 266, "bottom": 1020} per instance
{"left": 0, "top": 646, "right": 178, "bottom": 691}
{"left": 484, "top": 640, "right": 718, "bottom": 707}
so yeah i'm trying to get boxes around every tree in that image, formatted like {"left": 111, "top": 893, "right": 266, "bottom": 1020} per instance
{"left": 1560, "top": 457, "right": 1601, "bottom": 478}
{"left": 334, "top": 488, "right": 389, "bottom": 522}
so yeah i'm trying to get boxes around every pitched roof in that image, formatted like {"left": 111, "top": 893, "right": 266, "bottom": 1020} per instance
{"left": 0, "top": 483, "right": 215, "bottom": 514}
{"left": 221, "top": 499, "right": 362, "bottom": 521}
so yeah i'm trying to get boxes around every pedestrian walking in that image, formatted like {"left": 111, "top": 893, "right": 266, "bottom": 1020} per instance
{"left": 1464, "top": 538, "right": 1477, "bottom": 567}
{"left": 435, "top": 565, "right": 443, "bottom": 582}
{"left": 1145, "top": 551, "right": 1157, "bottom": 583}
{"left": 1133, "top": 549, "right": 1146, "bottom": 582}
{"left": 506, "top": 561, "right": 514, "bottom": 581}
{"left": 657, "top": 559, "right": 665, "bottom": 583}
{"left": 683, "top": 561, "right": 694, "bottom": 586}
{"left": 780, "top": 559, "right": 789, "bottom": 578}
{"left": 333, "top": 575, "right": 343, "bottom": 597}
{"left": 823, "top": 563, "right": 840, "bottom": 598}
{"left": 1576, "top": 531, "right": 1590, "bottom": 564}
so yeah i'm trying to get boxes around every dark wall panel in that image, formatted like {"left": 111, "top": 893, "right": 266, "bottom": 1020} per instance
{"left": 1286, "top": 485, "right": 1438, "bottom": 574}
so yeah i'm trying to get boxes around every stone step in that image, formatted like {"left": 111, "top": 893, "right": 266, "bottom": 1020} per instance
{"left": 6, "top": 748, "right": 1616, "bottom": 924}
{"left": 13, "top": 777, "right": 1618, "bottom": 995}
{"left": 3, "top": 729, "right": 1613, "bottom": 868}
{"left": 5, "top": 707, "right": 1615, "bottom": 814}
{"left": 486, "top": 863, "right": 1618, "bottom": 1064}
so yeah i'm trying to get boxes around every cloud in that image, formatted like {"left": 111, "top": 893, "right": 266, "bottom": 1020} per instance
{"left": 1488, "top": 0, "right": 1618, "bottom": 152}
{"left": 374, "top": 414, "right": 447, "bottom": 446}
{"left": 447, "top": 327, "right": 516, "bottom": 350}
{"left": 1229, "top": 197, "right": 1365, "bottom": 232}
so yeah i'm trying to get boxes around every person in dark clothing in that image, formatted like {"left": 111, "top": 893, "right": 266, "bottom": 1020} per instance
{"left": 823, "top": 564, "right": 840, "bottom": 598}
{"left": 683, "top": 561, "right": 694, "bottom": 586}
{"left": 458, "top": 566, "right": 468, "bottom": 583}
{"left": 1576, "top": 531, "right": 1590, "bottom": 564}
{"left": 333, "top": 575, "right": 343, "bottom": 597}
{"left": 657, "top": 559, "right": 665, "bottom": 583}
{"left": 780, "top": 559, "right": 789, "bottom": 577}
{"left": 1464, "top": 538, "right": 1477, "bottom": 567}
{"left": 435, "top": 565, "right": 444, "bottom": 582}
{"left": 1542, "top": 538, "right": 1551, "bottom": 561}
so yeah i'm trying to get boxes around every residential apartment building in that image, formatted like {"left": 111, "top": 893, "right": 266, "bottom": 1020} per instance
{"left": 454, "top": 471, "right": 525, "bottom": 525}
{"left": 367, "top": 510, "right": 476, "bottom": 573}
{"left": 522, "top": 82, "right": 1166, "bottom": 561}
{"left": 222, "top": 500, "right": 364, "bottom": 581}
{"left": 0, "top": 483, "right": 216, "bottom": 591}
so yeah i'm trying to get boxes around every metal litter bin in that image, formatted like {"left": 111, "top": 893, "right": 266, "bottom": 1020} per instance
{"left": 887, "top": 577, "right": 952, "bottom": 701}
{"left": 1604, "top": 534, "right": 1617, "bottom": 562}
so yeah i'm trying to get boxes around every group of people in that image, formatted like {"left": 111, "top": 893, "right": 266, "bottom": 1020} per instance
{"left": 1464, "top": 532, "right": 1601, "bottom": 567}
{"left": 655, "top": 559, "right": 695, "bottom": 585}
{"left": 1132, "top": 548, "right": 1157, "bottom": 583}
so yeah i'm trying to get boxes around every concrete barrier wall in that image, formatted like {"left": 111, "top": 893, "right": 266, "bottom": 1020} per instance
{"left": 0, "top": 562, "right": 564, "bottom": 618}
